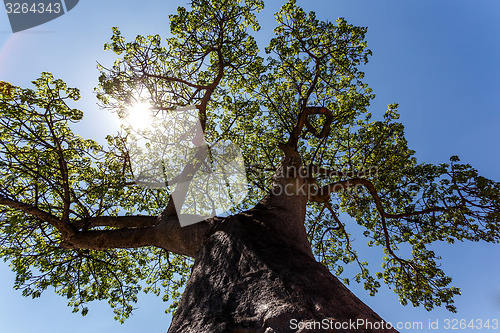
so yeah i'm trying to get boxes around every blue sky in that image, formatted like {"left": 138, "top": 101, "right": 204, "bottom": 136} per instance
{"left": 1, "top": 0, "right": 500, "bottom": 332}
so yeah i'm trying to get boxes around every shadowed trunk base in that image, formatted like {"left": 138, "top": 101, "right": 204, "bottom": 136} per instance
{"left": 168, "top": 207, "right": 398, "bottom": 333}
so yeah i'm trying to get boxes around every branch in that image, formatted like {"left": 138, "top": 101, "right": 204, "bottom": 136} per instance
{"left": 155, "top": 214, "right": 213, "bottom": 257}
{"left": 1, "top": 194, "right": 211, "bottom": 257}
{"left": 288, "top": 106, "right": 333, "bottom": 149}
{"left": 163, "top": 144, "right": 210, "bottom": 217}
{"left": 73, "top": 215, "right": 158, "bottom": 229}
{"left": 0, "top": 194, "right": 75, "bottom": 237}
{"left": 309, "top": 178, "right": 361, "bottom": 203}
{"left": 64, "top": 214, "right": 212, "bottom": 257}
{"left": 307, "top": 165, "right": 377, "bottom": 178}
{"left": 143, "top": 73, "right": 209, "bottom": 90}
{"left": 60, "top": 227, "right": 157, "bottom": 250}
{"left": 161, "top": 46, "right": 227, "bottom": 215}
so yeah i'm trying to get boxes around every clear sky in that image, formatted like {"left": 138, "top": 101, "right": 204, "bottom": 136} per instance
{"left": 1, "top": 1, "right": 500, "bottom": 332}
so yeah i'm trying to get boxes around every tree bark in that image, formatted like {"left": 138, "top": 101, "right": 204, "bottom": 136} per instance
{"left": 168, "top": 195, "right": 398, "bottom": 333}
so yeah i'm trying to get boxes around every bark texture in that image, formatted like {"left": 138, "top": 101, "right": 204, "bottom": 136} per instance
{"left": 168, "top": 198, "right": 398, "bottom": 333}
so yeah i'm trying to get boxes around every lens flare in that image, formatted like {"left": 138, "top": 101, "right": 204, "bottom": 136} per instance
{"left": 125, "top": 101, "right": 153, "bottom": 131}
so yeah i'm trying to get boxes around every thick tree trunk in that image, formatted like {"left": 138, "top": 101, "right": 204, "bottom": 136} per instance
{"left": 168, "top": 195, "right": 398, "bottom": 333}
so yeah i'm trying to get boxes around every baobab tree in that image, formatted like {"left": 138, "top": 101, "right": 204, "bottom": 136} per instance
{"left": 1, "top": 0, "right": 499, "bottom": 332}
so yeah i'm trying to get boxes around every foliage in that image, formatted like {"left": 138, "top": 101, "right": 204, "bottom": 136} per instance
{"left": 1, "top": 0, "right": 500, "bottom": 320}
{"left": 0, "top": 73, "right": 189, "bottom": 321}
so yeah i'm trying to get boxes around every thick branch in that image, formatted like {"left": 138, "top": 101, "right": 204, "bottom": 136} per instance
{"left": 61, "top": 227, "right": 158, "bottom": 250}
{"left": 1, "top": 194, "right": 211, "bottom": 256}
{"left": 44, "top": 106, "right": 71, "bottom": 220}
{"left": 163, "top": 144, "right": 210, "bottom": 217}
{"left": 315, "top": 179, "right": 427, "bottom": 279}
{"left": 197, "top": 47, "right": 225, "bottom": 131}
{"left": 63, "top": 213, "right": 213, "bottom": 257}
{"left": 155, "top": 214, "right": 213, "bottom": 257}
{"left": 309, "top": 178, "right": 360, "bottom": 202}
{"left": 311, "top": 177, "right": 446, "bottom": 218}
{"left": 288, "top": 106, "right": 333, "bottom": 148}
{"left": 162, "top": 48, "right": 226, "bottom": 215}
{"left": 73, "top": 215, "right": 158, "bottom": 229}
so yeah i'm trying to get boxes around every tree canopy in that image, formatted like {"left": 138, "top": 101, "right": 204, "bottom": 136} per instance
{"left": 1, "top": 0, "right": 499, "bottom": 322}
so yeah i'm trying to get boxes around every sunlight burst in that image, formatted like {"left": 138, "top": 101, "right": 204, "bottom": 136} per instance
{"left": 125, "top": 101, "right": 154, "bottom": 131}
